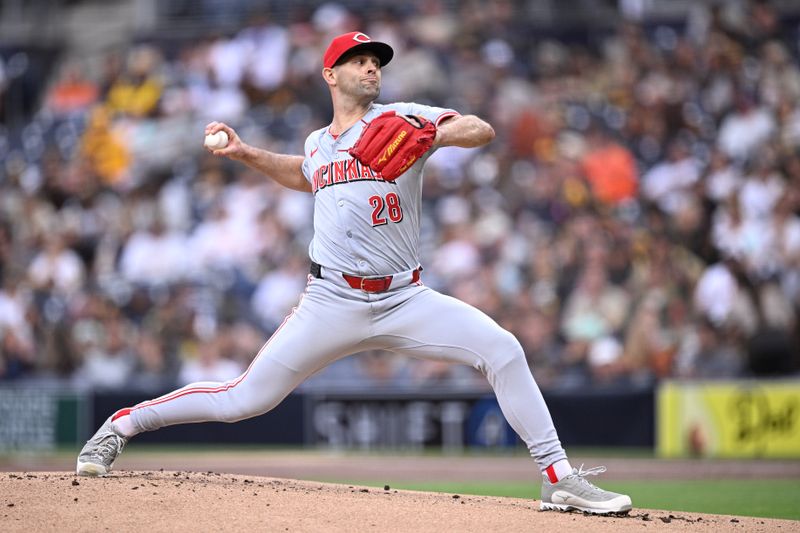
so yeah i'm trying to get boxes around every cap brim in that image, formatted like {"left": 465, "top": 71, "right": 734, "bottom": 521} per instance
{"left": 336, "top": 42, "right": 394, "bottom": 67}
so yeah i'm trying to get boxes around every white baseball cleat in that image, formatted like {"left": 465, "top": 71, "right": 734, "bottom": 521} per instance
{"left": 540, "top": 465, "right": 632, "bottom": 514}
{"left": 76, "top": 416, "right": 129, "bottom": 477}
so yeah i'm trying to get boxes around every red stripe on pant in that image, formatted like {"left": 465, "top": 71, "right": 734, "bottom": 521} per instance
{"left": 112, "top": 407, "right": 132, "bottom": 421}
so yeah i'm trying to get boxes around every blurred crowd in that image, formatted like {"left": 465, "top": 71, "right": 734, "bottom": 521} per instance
{"left": 0, "top": 0, "right": 799, "bottom": 392}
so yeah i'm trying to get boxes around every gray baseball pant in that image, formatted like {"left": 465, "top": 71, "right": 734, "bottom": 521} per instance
{"left": 128, "top": 274, "right": 567, "bottom": 471}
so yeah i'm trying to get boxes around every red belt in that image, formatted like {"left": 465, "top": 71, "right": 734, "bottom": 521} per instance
{"left": 342, "top": 269, "right": 421, "bottom": 293}
{"left": 311, "top": 262, "right": 421, "bottom": 293}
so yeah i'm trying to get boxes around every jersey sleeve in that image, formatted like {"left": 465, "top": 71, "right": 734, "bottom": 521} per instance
{"left": 301, "top": 155, "right": 312, "bottom": 183}
{"left": 301, "top": 131, "right": 320, "bottom": 182}
{"left": 387, "top": 102, "right": 460, "bottom": 127}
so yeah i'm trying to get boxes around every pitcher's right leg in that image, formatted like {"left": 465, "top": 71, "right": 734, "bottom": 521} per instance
{"left": 77, "top": 278, "right": 368, "bottom": 476}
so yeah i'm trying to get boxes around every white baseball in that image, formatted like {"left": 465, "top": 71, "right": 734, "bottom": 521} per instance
{"left": 204, "top": 131, "right": 229, "bottom": 150}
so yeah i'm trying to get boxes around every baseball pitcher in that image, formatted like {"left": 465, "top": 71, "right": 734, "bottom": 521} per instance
{"left": 77, "top": 31, "right": 632, "bottom": 515}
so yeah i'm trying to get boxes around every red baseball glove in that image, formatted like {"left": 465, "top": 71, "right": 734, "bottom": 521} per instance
{"left": 349, "top": 111, "right": 437, "bottom": 181}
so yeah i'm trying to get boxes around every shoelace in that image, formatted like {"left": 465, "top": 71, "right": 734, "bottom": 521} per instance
{"left": 90, "top": 433, "right": 124, "bottom": 461}
{"left": 571, "top": 464, "right": 607, "bottom": 492}
{"left": 575, "top": 464, "right": 606, "bottom": 477}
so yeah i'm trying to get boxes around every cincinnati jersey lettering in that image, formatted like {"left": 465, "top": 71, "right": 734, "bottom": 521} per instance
{"left": 310, "top": 159, "right": 396, "bottom": 194}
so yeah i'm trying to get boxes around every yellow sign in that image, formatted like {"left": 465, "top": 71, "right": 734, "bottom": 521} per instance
{"left": 657, "top": 380, "right": 800, "bottom": 458}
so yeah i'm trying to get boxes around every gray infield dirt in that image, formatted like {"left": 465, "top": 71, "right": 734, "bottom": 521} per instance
{"left": 1, "top": 452, "right": 798, "bottom": 532}
{"left": 1, "top": 471, "right": 796, "bottom": 533}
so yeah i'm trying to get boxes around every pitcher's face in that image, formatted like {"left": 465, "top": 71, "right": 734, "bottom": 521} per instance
{"left": 333, "top": 52, "right": 381, "bottom": 102}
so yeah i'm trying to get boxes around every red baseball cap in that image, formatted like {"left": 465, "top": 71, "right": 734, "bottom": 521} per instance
{"left": 323, "top": 31, "right": 394, "bottom": 69}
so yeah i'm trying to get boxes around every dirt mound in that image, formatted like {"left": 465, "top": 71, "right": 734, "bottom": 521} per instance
{"left": 0, "top": 471, "right": 792, "bottom": 532}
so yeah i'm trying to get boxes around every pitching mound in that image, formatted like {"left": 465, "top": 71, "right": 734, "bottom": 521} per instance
{"left": 0, "top": 471, "right": 792, "bottom": 532}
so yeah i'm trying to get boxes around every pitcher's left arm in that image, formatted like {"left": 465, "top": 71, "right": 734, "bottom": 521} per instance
{"left": 434, "top": 114, "right": 495, "bottom": 149}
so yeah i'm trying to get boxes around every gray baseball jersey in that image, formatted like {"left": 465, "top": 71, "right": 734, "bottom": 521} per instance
{"left": 302, "top": 102, "right": 457, "bottom": 275}
{"left": 121, "top": 102, "right": 568, "bottom": 473}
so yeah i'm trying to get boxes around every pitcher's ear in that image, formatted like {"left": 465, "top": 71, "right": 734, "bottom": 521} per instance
{"left": 322, "top": 67, "right": 336, "bottom": 86}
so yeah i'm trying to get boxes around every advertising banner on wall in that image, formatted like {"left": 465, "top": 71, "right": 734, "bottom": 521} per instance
{"left": 0, "top": 386, "right": 87, "bottom": 452}
{"left": 306, "top": 386, "right": 654, "bottom": 450}
{"left": 657, "top": 380, "right": 800, "bottom": 458}
{"left": 306, "top": 391, "right": 478, "bottom": 450}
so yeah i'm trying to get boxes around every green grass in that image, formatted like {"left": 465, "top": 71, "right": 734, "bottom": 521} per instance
{"left": 331, "top": 479, "right": 800, "bottom": 521}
